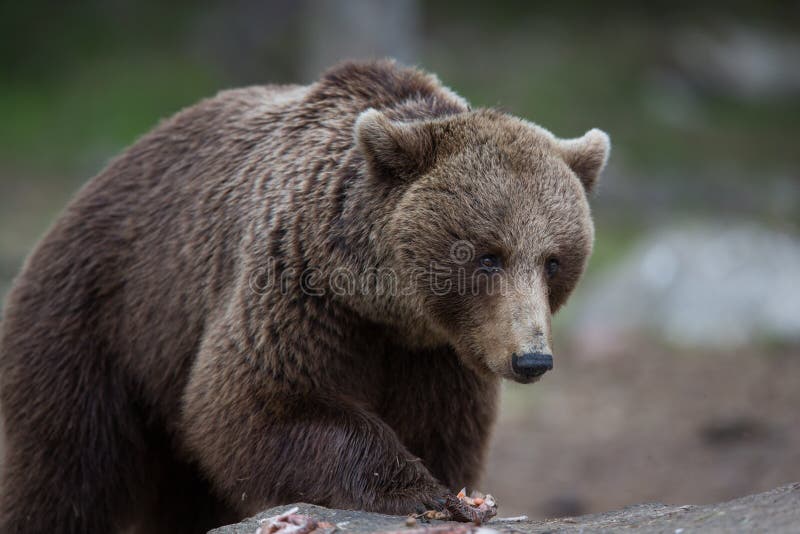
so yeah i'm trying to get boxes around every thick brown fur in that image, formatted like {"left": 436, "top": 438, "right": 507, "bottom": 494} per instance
{"left": 0, "top": 60, "right": 609, "bottom": 533}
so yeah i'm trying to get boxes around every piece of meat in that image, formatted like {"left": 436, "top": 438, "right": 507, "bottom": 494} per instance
{"left": 444, "top": 489, "right": 498, "bottom": 525}
{"left": 255, "top": 507, "right": 335, "bottom": 534}
{"left": 415, "top": 488, "right": 498, "bottom": 525}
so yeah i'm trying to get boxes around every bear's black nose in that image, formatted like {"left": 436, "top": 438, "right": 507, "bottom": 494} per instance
{"left": 512, "top": 352, "right": 553, "bottom": 378}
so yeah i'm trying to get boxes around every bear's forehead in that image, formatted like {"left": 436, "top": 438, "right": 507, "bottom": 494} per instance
{"left": 430, "top": 111, "right": 591, "bottom": 230}
{"left": 427, "top": 156, "right": 589, "bottom": 242}
{"left": 450, "top": 112, "right": 547, "bottom": 145}
{"left": 441, "top": 139, "right": 581, "bottom": 203}
{"left": 442, "top": 114, "right": 571, "bottom": 177}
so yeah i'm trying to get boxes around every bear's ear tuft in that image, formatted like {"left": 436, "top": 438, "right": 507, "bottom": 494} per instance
{"left": 558, "top": 128, "right": 610, "bottom": 192}
{"left": 355, "top": 109, "right": 437, "bottom": 180}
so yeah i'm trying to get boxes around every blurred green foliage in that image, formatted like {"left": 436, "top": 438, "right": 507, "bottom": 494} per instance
{"left": 2, "top": 1, "right": 798, "bottom": 176}
{"left": 1, "top": 58, "right": 218, "bottom": 170}
{"left": 0, "top": 0, "right": 220, "bottom": 171}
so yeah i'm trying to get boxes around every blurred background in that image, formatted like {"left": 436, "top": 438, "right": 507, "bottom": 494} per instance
{"left": 1, "top": 0, "right": 799, "bottom": 519}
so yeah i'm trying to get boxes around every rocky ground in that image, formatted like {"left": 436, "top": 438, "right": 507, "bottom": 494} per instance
{"left": 211, "top": 482, "right": 800, "bottom": 533}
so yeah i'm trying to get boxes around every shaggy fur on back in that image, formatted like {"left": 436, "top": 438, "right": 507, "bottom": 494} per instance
{"left": 0, "top": 59, "right": 608, "bottom": 533}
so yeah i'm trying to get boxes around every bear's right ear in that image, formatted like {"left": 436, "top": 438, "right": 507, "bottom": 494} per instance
{"left": 557, "top": 128, "right": 611, "bottom": 192}
{"left": 355, "top": 109, "right": 437, "bottom": 180}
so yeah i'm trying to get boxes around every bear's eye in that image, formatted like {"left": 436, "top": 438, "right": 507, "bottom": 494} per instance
{"left": 546, "top": 258, "right": 560, "bottom": 278}
{"left": 478, "top": 254, "right": 502, "bottom": 272}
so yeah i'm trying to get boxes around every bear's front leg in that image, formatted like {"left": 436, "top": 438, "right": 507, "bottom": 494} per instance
{"left": 180, "top": 352, "right": 449, "bottom": 517}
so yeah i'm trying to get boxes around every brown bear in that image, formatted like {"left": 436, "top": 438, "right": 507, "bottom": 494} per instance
{"left": 0, "top": 60, "right": 609, "bottom": 533}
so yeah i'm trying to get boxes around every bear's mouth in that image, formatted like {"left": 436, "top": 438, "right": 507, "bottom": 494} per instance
{"left": 510, "top": 373, "right": 544, "bottom": 385}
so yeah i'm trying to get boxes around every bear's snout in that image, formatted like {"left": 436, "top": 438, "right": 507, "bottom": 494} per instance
{"left": 511, "top": 351, "right": 553, "bottom": 381}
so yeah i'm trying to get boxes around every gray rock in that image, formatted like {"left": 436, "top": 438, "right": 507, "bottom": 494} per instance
{"left": 210, "top": 482, "right": 800, "bottom": 533}
{"left": 575, "top": 222, "right": 800, "bottom": 351}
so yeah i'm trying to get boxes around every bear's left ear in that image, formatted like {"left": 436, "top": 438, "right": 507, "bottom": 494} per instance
{"left": 355, "top": 108, "right": 437, "bottom": 181}
{"left": 557, "top": 128, "right": 611, "bottom": 192}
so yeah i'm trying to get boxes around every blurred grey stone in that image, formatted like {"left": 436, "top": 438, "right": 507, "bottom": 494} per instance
{"left": 671, "top": 24, "right": 800, "bottom": 99}
{"left": 185, "top": 0, "right": 420, "bottom": 84}
{"left": 302, "top": 0, "right": 420, "bottom": 80}
{"left": 189, "top": 0, "right": 306, "bottom": 83}
{"left": 575, "top": 222, "right": 800, "bottom": 351}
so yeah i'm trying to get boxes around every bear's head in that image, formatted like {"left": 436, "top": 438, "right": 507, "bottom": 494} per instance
{"left": 355, "top": 108, "right": 609, "bottom": 383}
